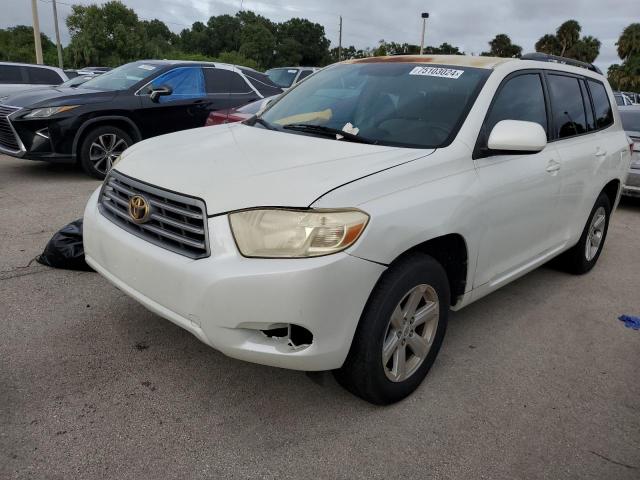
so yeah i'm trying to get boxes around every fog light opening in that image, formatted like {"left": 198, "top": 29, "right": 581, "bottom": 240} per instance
{"left": 289, "top": 324, "right": 313, "bottom": 348}
{"left": 260, "top": 324, "right": 313, "bottom": 349}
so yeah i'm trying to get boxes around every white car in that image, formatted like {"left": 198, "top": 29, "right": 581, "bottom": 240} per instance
{"left": 0, "top": 62, "right": 67, "bottom": 97}
{"left": 84, "top": 54, "right": 631, "bottom": 404}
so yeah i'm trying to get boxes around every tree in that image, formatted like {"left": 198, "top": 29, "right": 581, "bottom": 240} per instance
{"left": 617, "top": 23, "right": 640, "bottom": 60}
{"left": 239, "top": 23, "right": 275, "bottom": 69}
{"left": 66, "top": 1, "right": 146, "bottom": 67}
{"left": 276, "top": 18, "right": 330, "bottom": 66}
{"left": 608, "top": 23, "right": 640, "bottom": 91}
{"left": 481, "top": 34, "right": 522, "bottom": 58}
{"left": 0, "top": 25, "right": 58, "bottom": 65}
{"left": 535, "top": 20, "right": 600, "bottom": 63}
{"left": 424, "top": 43, "right": 463, "bottom": 55}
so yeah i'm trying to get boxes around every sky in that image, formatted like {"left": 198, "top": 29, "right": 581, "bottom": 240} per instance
{"left": 2, "top": 0, "right": 635, "bottom": 71}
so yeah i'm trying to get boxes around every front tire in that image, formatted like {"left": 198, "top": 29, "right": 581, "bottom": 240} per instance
{"left": 557, "top": 193, "right": 611, "bottom": 274}
{"left": 334, "top": 253, "right": 450, "bottom": 405}
{"left": 79, "top": 125, "right": 132, "bottom": 179}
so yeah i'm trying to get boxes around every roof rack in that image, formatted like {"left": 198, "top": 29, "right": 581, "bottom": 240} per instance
{"left": 521, "top": 52, "right": 602, "bottom": 75}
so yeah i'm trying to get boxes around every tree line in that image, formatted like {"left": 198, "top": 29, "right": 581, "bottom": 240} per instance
{"left": 0, "top": 1, "right": 637, "bottom": 90}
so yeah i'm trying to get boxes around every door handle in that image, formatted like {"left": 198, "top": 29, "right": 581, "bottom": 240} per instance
{"left": 595, "top": 148, "right": 607, "bottom": 157}
{"left": 546, "top": 160, "right": 561, "bottom": 173}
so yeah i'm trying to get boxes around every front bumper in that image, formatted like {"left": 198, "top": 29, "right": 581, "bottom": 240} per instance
{"left": 84, "top": 189, "right": 386, "bottom": 371}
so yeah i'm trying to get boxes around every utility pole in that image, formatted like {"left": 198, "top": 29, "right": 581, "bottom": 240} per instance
{"left": 52, "top": 0, "right": 64, "bottom": 69}
{"left": 31, "top": 0, "right": 44, "bottom": 64}
{"left": 419, "top": 12, "right": 429, "bottom": 55}
{"left": 338, "top": 16, "right": 342, "bottom": 61}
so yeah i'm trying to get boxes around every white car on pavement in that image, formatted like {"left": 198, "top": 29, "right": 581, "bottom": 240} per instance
{"left": 84, "top": 54, "right": 631, "bottom": 404}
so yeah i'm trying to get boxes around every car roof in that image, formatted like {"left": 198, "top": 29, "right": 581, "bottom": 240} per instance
{"left": 343, "top": 55, "right": 515, "bottom": 69}
{"left": 0, "top": 61, "right": 65, "bottom": 73}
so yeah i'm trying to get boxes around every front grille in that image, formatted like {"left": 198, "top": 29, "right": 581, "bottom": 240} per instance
{"left": 99, "top": 170, "right": 210, "bottom": 259}
{"left": 0, "top": 105, "right": 21, "bottom": 152}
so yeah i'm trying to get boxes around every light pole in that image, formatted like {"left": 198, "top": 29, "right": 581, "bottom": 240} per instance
{"left": 419, "top": 12, "right": 429, "bottom": 55}
{"left": 31, "top": 0, "right": 43, "bottom": 64}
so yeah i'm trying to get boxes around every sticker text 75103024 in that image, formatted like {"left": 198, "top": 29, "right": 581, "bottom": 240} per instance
{"left": 409, "top": 66, "right": 464, "bottom": 79}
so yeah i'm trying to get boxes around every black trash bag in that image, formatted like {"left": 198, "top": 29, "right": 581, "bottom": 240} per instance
{"left": 37, "top": 218, "right": 94, "bottom": 271}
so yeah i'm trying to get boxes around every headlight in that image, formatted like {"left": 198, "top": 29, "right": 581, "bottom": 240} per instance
{"left": 229, "top": 208, "right": 369, "bottom": 258}
{"left": 23, "top": 105, "right": 79, "bottom": 119}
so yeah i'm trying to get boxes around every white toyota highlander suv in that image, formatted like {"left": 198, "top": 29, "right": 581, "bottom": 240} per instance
{"left": 83, "top": 54, "right": 631, "bottom": 404}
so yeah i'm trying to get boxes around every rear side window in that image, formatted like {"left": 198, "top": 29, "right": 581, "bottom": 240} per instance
{"left": 587, "top": 80, "right": 613, "bottom": 129}
{"left": 0, "top": 65, "right": 24, "bottom": 84}
{"left": 204, "top": 68, "right": 252, "bottom": 94}
{"left": 241, "top": 69, "right": 282, "bottom": 97}
{"left": 547, "top": 74, "right": 587, "bottom": 139}
{"left": 25, "top": 67, "right": 63, "bottom": 85}
{"left": 297, "top": 70, "right": 313, "bottom": 81}
{"left": 146, "top": 67, "right": 205, "bottom": 103}
{"left": 485, "top": 73, "right": 548, "bottom": 136}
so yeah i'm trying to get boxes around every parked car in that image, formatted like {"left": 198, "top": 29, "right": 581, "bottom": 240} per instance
{"left": 76, "top": 66, "right": 112, "bottom": 76}
{"left": 59, "top": 74, "right": 101, "bottom": 88}
{"left": 205, "top": 95, "right": 279, "bottom": 126}
{"left": 0, "top": 62, "right": 67, "bottom": 97}
{"left": 0, "top": 60, "right": 282, "bottom": 178}
{"left": 622, "top": 91, "right": 639, "bottom": 104}
{"left": 266, "top": 67, "right": 318, "bottom": 89}
{"left": 614, "top": 92, "right": 634, "bottom": 107}
{"left": 619, "top": 107, "right": 640, "bottom": 196}
{"left": 83, "top": 54, "right": 630, "bottom": 404}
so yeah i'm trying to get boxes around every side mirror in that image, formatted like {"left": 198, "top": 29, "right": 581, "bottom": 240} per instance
{"left": 149, "top": 85, "right": 173, "bottom": 103}
{"left": 487, "top": 120, "right": 547, "bottom": 153}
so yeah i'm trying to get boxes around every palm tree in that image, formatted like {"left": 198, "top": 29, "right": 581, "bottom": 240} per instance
{"left": 617, "top": 23, "right": 640, "bottom": 60}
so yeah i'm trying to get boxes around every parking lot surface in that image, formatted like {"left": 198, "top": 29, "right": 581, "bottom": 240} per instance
{"left": 1, "top": 154, "right": 639, "bottom": 479}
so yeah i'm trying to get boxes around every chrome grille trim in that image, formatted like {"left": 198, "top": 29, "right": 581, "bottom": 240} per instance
{"left": 98, "top": 170, "right": 210, "bottom": 259}
{"left": 0, "top": 105, "right": 23, "bottom": 154}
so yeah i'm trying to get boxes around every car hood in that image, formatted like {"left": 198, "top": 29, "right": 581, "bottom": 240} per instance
{"left": 115, "top": 123, "right": 434, "bottom": 214}
{"left": 3, "top": 86, "right": 117, "bottom": 108}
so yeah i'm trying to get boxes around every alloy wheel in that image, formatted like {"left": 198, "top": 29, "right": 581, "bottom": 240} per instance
{"left": 382, "top": 284, "right": 439, "bottom": 382}
{"left": 89, "top": 133, "right": 128, "bottom": 175}
{"left": 585, "top": 206, "right": 606, "bottom": 261}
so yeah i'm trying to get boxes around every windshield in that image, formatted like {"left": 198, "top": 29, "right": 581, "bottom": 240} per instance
{"left": 260, "top": 63, "right": 490, "bottom": 148}
{"left": 79, "top": 62, "right": 160, "bottom": 91}
{"left": 267, "top": 68, "right": 299, "bottom": 88}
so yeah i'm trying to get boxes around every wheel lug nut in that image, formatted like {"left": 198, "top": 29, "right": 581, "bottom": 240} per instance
{"left": 397, "top": 331, "right": 401, "bottom": 338}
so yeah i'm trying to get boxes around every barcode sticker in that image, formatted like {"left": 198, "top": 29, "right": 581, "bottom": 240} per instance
{"left": 409, "top": 66, "right": 464, "bottom": 79}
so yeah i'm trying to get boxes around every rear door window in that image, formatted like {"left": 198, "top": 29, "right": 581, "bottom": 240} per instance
{"left": 146, "top": 67, "right": 205, "bottom": 103}
{"left": 547, "top": 74, "right": 588, "bottom": 139}
{"left": 0, "top": 65, "right": 24, "bottom": 84}
{"left": 297, "top": 70, "right": 313, "bottom": 82}
{"left": 25, "top": 67, "right": 63, "bottom": 85}
{"left": 485, "top": 73, "right": 548, "bottom": 137}
{"left": 587, "top": 80, "right": 614, "bottom": 129}
{"left": 203, "top": 68, "right": 252, "bottom": 94}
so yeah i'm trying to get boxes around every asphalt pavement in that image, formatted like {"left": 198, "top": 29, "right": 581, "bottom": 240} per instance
{"left": 1, "top": 154, "right": 639, "bottom": 479}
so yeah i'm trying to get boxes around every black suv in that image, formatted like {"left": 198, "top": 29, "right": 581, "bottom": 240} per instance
{"left": 0, "top": 60, "right": 282, "bottom": 178}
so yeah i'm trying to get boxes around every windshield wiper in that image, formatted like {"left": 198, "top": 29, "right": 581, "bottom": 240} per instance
{"left": 246, "top": 116, "right": 278, "bottom": 131}
{"left": 282, "top": 123, "right": 377, "bottom": 144}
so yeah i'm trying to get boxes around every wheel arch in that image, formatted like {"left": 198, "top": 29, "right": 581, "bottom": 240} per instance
{"left": 72, "top": 116, "right": 142, "bottom": 160}
{"left": 388, "top": 233, "right": 469, "bottom": 307}
{"left": 601, "top": 178, "right": 621, "bottom": 210}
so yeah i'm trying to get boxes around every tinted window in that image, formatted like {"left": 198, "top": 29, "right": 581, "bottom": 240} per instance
{"left": 146, "top": 67, "right": 205, "bottom": 103}
{"left": 485, "top": 73, "right": 547, "bottom": 136}
{"left": 242, "top": 69, "right": 282, "bottom": 96}
{"left": 579, "top": 80, "right": 596, "bottom": 131}
{"left": 297, "top": 70, "right": 313, "bottom": 81}
{"left": 26, "top": 67, "right": 62, "bottom": 85}
{"left": 620, "top": 110, "right": 640, "bottom": 133}
{"left": 547, "top": 75, "right": 587, "bottom": 139}
{"left": 588, "top": 80, "right": 613, "bottom": 129}
{"left": 204, "top": 68, "right": 252, "bottom": 94}
{"left": 261, "top": 63, "right": 490, "bottom": 149}
{"left": 0, "top": 65, "right": 23, "bottom": 84}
